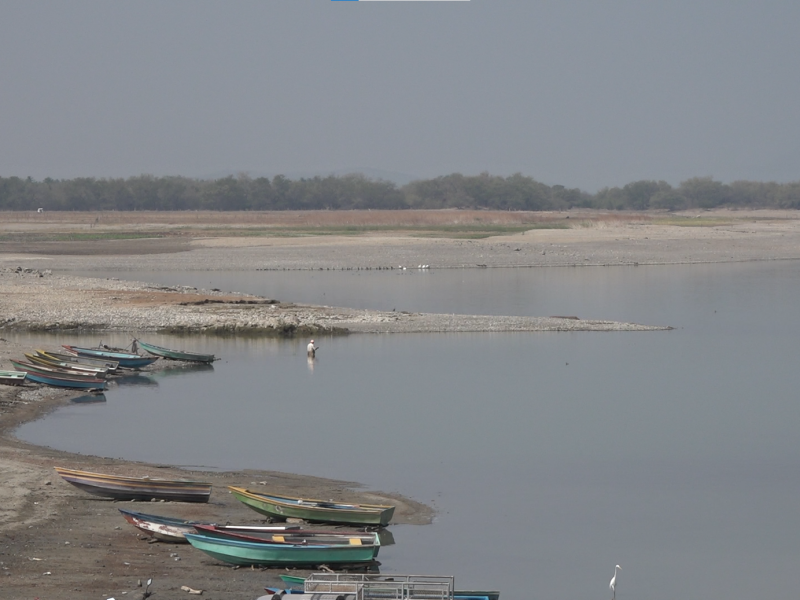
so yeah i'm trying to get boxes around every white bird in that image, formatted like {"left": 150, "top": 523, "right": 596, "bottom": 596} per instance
{"left": 609, "top": 565, "right": 621, "bottom": 600}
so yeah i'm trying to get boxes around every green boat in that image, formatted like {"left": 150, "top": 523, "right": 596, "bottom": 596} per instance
{"left": 228, "top": 486, "right": 395, "bottom": 526}
{"left": 184, "top": 532, "right": 379, "bottom": 566}
{"left": 136, "top": 339, "right": 217, "bottom": 363}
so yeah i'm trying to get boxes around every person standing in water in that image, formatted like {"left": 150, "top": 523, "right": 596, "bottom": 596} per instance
{"left": 307, "top": 339, "right": 318, "bottom": 358}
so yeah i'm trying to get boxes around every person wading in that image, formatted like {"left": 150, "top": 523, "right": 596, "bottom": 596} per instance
{"left": 307, "top": 339, "right": 318, "bottom": 358}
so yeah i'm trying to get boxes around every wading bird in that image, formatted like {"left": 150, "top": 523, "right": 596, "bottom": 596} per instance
{"left": 610, "top": 565, "right": 621, "bottom": 600}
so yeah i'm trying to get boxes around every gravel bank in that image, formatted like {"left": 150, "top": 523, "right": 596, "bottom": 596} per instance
{"left": 0, "top": 267, "right": 669, "bottom": 334}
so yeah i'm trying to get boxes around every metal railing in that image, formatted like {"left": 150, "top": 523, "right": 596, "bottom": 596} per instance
{"left": 304, "top": 573, "right": 455, "bottom": 600}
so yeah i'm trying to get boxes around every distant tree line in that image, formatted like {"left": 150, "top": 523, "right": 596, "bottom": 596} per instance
{"left": 1, "top": 173, "right": 799, "bottom": 211}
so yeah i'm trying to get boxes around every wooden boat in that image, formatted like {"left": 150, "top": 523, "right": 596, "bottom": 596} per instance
{"left": 54, "top": 467, "right": 211, "bottom": 502}
{"left": 193, "top": 524, "right": 381, "bottom": 546}
{"left": 184, "top": 532, "right": 380, "bottom": 566}
{"left": 0, "top": 370, "right": 27, "bottom": 385}
{"left": 118, "top": 508, "right": 301, "bottom": 543}
{"left": 36, "top": 350, "right": 119, "bottom": 371}
{"left": 136, "top": 339, "right": 216, "bottom": 363}
{"left": 62, "top": 345, "right": 159, "bottom": 369}
{"left": 15, "top": 369, "right": 107, "bottom": 390}
{"left": 13, "top": 358, "right": 108, "bottom": 380}
{"left": 228, "top": 486, "right": 395, "bottom": 526}
{"left": 28, "top": 352, "right": 111, "bottom": 375}
{"left": 275, "top": 574, "right": 500, "bottom": 600}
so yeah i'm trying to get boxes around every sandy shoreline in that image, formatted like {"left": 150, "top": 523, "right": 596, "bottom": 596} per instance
{"left": 2, "top": 209, "right": 800, "bottom": 599}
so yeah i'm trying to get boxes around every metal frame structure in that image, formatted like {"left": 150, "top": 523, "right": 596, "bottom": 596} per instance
{"left": 304, "top": 573, "right": 456, "bottom": 600}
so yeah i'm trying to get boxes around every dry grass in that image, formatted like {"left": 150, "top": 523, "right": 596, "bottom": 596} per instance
{"left": 0, "top": 209, "right": 653, "bottom": 232}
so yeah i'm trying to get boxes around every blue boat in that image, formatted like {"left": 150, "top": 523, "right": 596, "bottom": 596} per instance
{"left": 62, "top": 345, "right": 159, "bottom": 369}
{"left": 20, "top": 370, "right": 107, "bottom": 390}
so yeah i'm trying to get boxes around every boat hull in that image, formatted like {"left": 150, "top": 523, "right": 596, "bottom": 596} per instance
{"left": 55, "top": 467, "right": 211, "bottom": 502}
{"left": 228, "top": 486, "right": 395, "bottom": 526}
{"left": 193, "top": 524, "right": 380, "bottom": 546}
{"left": 184, "top": 533, "right": 379, "bottom": 566}
{"left": 119, "top": 509, "right": 203, "bottom": 542}
{"left": 137, "top": 340, "right": 216, "bottom": 363}
{"left": 18, "top": 370, "right": 107, "bottom": 390}
{"left": 37, "top": 350, "right": 119, "bottom": 371}
{"left": 13, "top": 359, "right": 107, "bottom": 380}
{"left": 28, "top": 353, "right": 110, "bottom": 375}
{"left": 0, "top": 370, "right": 27, "bottom": 385}
{"left": 62, "top": 345, "right": 159, "bottom": 369}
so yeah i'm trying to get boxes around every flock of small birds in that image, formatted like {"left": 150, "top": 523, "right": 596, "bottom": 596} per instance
{"left": 398, "top": 265, "right": 430, "bottom": 270}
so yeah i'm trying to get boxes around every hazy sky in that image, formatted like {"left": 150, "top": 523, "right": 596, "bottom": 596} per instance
{"left": 1, "top": 1, "right": 798, "bottom": 191}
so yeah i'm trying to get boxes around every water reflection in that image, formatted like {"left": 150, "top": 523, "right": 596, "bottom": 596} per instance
{"left": 151, "top": 363, "right": 215, "bottom": 378}
{"left": 111, "top": 373, "right": 158, "bottom": 387}
{"left": 70, "top": 393, "right": 107, "bottom": 404}
{"left": 376, "top": 528, "right": 395, "bottom": 547}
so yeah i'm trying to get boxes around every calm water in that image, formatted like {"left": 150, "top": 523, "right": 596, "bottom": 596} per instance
{"left": 15, "top": 261, "right": 800, "bottom": 600}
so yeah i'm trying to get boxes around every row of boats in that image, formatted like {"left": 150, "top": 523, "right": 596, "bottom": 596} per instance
{"left": 6, "top": 343, "right": 499, "bottom": 599}
{"left": 0, "top": 340, "right": 217, "bottom": 390}
{"left": 54, "top": 466, "right": 393, "bottom": 566}
{"left": 52, "top": 466, "right": 498, "bottom": 599}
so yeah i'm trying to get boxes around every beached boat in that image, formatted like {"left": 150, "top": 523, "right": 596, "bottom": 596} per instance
{"left": 118, "top": 509, "right": 301, "bottom": 543}
{"left": 193, "top": 524, "right": 381, "bottom": 546}
{"left": 136, "top": 339, "right": 217, "bottom": 363}
{"left": 15, "top": 369, "right": 107, "bottom": 390}
{"left": 13, "top": 358, "right": 108, "bottom": 380}
{"left": 36, "top": 350, "right": 119, "bottom": 371}
{"left": 273, "top": 574, "right": 500, "bottom": 600}
{"left": 0, "top": 370, "right": 27, "bottom": 385}
{"left": 120, "top": 508, "right": 200, "bottom": 542}
{"left": 184, "top": 532, "right": 380, "bottom": 566}
{"left": 62, "top": 345, "right": 159, "bottom": 369}
{"left": 228, "top": 486, "right": 395, "bottom": 526}
{"left": 28, "top": 352, "right": 111, "bottom": 375}
{"left": 54, "top": 467, "right": 211, "bottom": 502}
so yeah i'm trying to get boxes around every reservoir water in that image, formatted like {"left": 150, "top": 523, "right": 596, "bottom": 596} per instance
{"left": 14, "top": 261, "right": 800, "bottom": 600}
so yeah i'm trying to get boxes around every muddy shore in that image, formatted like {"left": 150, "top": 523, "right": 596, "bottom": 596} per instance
{"left": 2, "top": 209, "right": 800, "bottom": 600}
